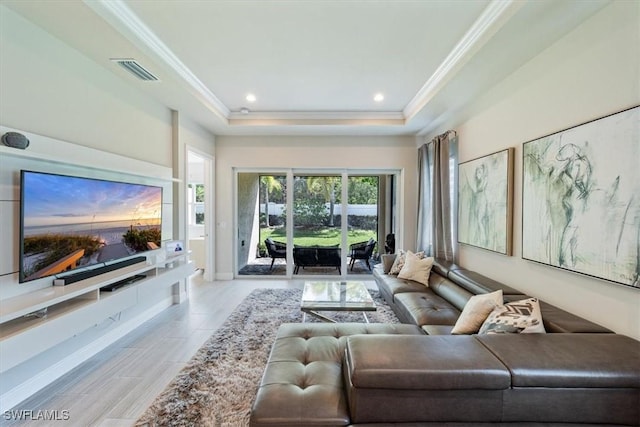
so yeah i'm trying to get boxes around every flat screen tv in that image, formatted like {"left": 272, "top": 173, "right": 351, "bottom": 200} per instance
{"left": 19, "top": 170, "right": 163, "bottom": 283}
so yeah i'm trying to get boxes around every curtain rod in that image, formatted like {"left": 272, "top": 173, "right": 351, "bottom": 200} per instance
{"left": 439, "top": 129, "right": 457, "bottom": 138}
{"left": 427, "top": 129, "right": 457, "bottom": 143}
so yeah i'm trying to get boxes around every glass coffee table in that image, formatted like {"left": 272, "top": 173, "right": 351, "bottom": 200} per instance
{"left": 301, "top": 280, "right": 377, "bottom": 323}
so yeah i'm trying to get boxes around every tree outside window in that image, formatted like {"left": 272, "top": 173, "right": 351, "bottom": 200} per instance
{"left": 188, "top": 183, "right": 205, "bottom": 225}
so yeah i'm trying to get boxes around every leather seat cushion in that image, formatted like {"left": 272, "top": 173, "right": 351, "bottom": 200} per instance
{"left": 394, "top": 292, "right": 460, "bottom": 326}
{"left": 476, "top": 333, "right": 640, "bottom": 388}
{"left": 478, "top": 334, "right": 640, "bottom": 425}
{"left": 344, "top": 335, "right": 511, "bottom": 390}
{"left": 343, "top": 336, "right": 509, "bottom": 424}
{"left": 373, "top": 270, "right": 430, "bottom": 300}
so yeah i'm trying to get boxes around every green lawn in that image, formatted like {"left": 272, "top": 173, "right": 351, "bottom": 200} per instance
{"left": 262, "top": 226, "right": 377, "bottom": 250}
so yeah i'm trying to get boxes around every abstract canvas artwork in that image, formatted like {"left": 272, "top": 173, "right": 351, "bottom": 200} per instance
{"left": 522, "top": 106, "right": 639, "bottom": 288}
{"left": 458, "top": 148, "right": 514, "bottom": 255}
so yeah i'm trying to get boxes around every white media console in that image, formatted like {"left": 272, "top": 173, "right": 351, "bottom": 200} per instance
{"left": 0, "top": 127, "right": 195, "bottom": 411}
{"left": 0, "top": 251, "right": 194, "bottom": 373}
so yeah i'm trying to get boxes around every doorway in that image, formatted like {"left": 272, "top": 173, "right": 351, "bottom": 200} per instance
{"left": 187, "top": 148, "right": 214, "bottom": 281}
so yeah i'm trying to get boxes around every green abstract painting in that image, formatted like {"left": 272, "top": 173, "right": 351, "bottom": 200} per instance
{"left": 522, "top": 106, "right": 639, "bottom": 288}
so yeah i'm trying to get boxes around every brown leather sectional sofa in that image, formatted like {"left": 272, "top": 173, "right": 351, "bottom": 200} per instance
{"left": 250, "top": 257, "right": 640, "bottom": 426}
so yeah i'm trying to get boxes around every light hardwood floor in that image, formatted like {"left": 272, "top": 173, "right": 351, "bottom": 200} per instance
{"left": 3, "top": 272, "right": 366, "bottom": 426}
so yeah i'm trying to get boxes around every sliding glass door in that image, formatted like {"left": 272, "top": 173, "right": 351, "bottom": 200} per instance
{"left": 346, "top": 175, "right": 379, "bottom": 274}
{"left": 236, "top": 169, "right": 398, "bottom": 278}
{"left": 237, "top": 172, "right": 288, "bottom": 276}
{"left": 292, "top": 174, "right": 343, "bottom": 275}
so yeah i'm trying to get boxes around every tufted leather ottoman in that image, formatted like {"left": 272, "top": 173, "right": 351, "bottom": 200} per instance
{"left": 249, "top": 322, "right": 424, "bottom": 426}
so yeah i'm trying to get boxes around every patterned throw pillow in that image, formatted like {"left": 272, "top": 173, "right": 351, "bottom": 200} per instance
{"left": 389, "top": 250, "right": 425, "bottom": 275}
{"left": 397, "top": 252, "right": 434, "bottom": 286}
{"left": 451, "top": 290, "right": 503, "bottom": 335}
{"left": 479, "top": 297, "right": 546, "bottom": 334}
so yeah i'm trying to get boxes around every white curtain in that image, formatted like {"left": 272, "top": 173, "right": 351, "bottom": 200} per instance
{"left": 417, "top": 131, "right": 458, "bottom": 262}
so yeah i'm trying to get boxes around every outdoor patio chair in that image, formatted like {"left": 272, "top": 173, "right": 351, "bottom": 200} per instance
{"left": 265, "top": 238, "right": 286, "bottom": 270}
{"left": 349, "top": 238, "right": 376, "bottom": 271}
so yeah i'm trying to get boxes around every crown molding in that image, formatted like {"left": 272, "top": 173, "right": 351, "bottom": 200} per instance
{"left": 403, "top": 0, "right": 524, "bottom": 122}
{"left": 84, "top": 0, "right": 230, "bottom": 122}
{"left": 85, "top": 0, "right": 522, "bottom": 131}
{"left": 228, "top": 111, "right": 405, "bottom": 126}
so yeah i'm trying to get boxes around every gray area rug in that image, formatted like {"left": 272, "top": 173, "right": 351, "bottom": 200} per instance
{"left": 135, "top": 287, "right": 398, "bottom": 427}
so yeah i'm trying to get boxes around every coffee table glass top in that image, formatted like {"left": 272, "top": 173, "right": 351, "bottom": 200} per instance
{"left": 301, "top": 281, "right": 376, "bottom": 311}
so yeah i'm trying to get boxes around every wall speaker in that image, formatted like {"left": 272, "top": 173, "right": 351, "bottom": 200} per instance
{"left": 2, "top": 132, "right": 30, "bottom": 149}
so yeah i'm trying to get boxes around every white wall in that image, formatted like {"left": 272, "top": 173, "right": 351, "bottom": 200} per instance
{"left": 180, "top": 116, "right": 216, "bottom": 156}
{"left": 426, "top": 1, "right": 640, "bottom": 339}
{"left": 0, "top": 5, "right": 172, "bottom": 167}
{"left": 0, "top": 5, "right": 213, "bottom": 407}
{"left": 215, "top": 135, "right": 417, "bottom": 279}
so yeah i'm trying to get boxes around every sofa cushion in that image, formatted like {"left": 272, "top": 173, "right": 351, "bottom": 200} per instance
{"left": 431, "top": 258, "right": 462, "bottom": 277}
{"left": 427, "top": 273, "right": 474, "bottom": 311}
{"left": 448, "top": 268, "right": 523, "bottom": 295}
{"left": 452, "top": 290, "right": 503, "bottom": 335}
{"left": 345, "top": 335, "right": 511, "bottom": 390}
{"left": 343, "top": 335, "right": 510, "bottom": 423}
{"left": 394, "top": 291, "right": 460, "bottom": 326}
{"left": 374, "top": 269, "right": 431, "bottom": 300}
{"left": 476, "top": 333, "right": 640, "bottom": 388}
{"left": 397, "top": 253, "right": 433, "bottom": 286}
{"left": 479, "top": 297, "right": 546, "bottom": 334}
{"left": 476, "top": 334, "right": 640, "bottom": 425}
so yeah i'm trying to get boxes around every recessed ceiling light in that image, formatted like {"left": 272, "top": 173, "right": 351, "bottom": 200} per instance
{"left": 246, "top": 93, "right": 256, "bottom": 103}
{"left": 374, "top": 93, "right": 384, "bottom": 102}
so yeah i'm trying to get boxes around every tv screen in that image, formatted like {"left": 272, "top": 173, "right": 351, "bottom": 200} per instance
{"left": 19, "top": 170, "right": 163, "bottom": 283}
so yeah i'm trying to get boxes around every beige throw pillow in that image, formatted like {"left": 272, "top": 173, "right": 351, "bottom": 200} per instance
{"left": 389, "top": 250, "right": 425, "bottom": 275}
{"left": 451, "top": 290, "right": 503, "bottom": 335}
{"left": 479, "top": 297, "right": 546, "bottom": 334}
{"left": 397, "top": 252, "right": 434, "bottom": 286}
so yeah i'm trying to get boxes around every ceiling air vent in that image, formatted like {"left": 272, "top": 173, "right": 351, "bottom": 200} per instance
{"left": 111, "top": 58, "right": 159, "bottom": 81}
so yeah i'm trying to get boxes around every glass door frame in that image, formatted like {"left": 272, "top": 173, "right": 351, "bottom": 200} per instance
{"left": 234, "top": 167, "right": 404, "bottom": 279}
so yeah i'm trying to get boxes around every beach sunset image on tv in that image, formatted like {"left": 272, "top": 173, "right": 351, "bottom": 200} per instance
{"left": 20, "top": 171, "right": 162, "bottom": 283}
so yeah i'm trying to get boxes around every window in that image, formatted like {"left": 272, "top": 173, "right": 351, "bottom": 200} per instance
{"left": 188, "top": 183, "right": 205, "bottom": 225}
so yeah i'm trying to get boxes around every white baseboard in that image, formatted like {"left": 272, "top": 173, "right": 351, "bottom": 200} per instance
{"left": 216, "top": 272, "right": 234, "bottom": 280}
{"left": 0, "top": 297, "right": 173, "bottom": 412}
